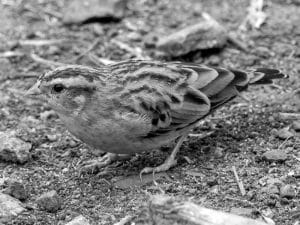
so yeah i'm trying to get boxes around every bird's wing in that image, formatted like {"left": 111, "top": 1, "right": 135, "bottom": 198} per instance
{"left": 110, "top": 60, "right": 285, "bottom": 138}
{"left": 111, "top": 61, "right": 215, "bottom": 137}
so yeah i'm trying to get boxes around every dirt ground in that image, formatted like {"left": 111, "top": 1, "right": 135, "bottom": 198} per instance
{"left": 0, "top": 0, "right": 299, "bottom": 224}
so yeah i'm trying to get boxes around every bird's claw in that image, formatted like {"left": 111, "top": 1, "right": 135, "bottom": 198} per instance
{"left": 80, "top": 153, "right": 117, "bottom": 174}
{"left": 139, "top": 158, "right": 177, "bottom": 181}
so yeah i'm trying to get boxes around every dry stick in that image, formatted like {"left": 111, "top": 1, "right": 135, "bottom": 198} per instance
{"left": 188, "top": 131, "right": 215, "bottom": 138}
{"left": 19, "top": 39, "right": 66, "bottom": 46}
{"left": 73, "top": 38, "right": 101, "bottom": 63}
{"left": 278, "top": 112, "right": 300, "bottom": 120}
{"left": 227, "top": 33, "right": 249, "bottom": 52}
{"left": 113, "top": 215, "right": 134, "bottom": 225}
{"left": 232, "top": 166, "right": 246, "bottom": 196}
{"left": 0, "top": 51, "right": 24, "bottom": 58}
{"left": 149, "top": 195, "right": 270, "bottom": 225}
{"left": 30, "top": 53, "right": 68, "bottom": 69}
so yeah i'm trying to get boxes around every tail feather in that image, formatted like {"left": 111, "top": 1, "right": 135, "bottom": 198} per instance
{"left": 206, "top": 67, "right": 288, "bottom": 111}
{"left": 247, "top": 68, "right": 288, "bottom": 85}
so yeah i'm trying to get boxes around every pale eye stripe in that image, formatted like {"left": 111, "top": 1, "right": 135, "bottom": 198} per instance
{"left": 48, "top": 77, "right": 98, "bottom": 88}
{"left": 43, "top": 65, "right": 107, "bottom": 82}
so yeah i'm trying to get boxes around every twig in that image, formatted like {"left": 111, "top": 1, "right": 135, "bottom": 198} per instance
{"left": 42, "top": 8, "right": 63, "bottom": 19}
{"left": 292, "top": 155, "right": 300, "bottom": 162}
{"left": 113, "top": 215, "right": 134, "bottom": 225}
{"left": 18, "top": 39, "right": 66, "bottom": 46}
{"left": 30, "top": 53, "right": 68, "bottom": 69}
{"left": 0, "top": 51, "right": 24, "bottom": 58}
{"left": 278, "top": 136, "right": 292, "bottom": 149}
{"left": 278, "top": 113, "right": 300, "bottom": 120}
{"left": 73, "top": 38, "right": 101, "bottom": 63}
{"left": 188, "top": 131, "right": 215, "bottom": 138}
{"left": 149, "top": 195, "right": 270, "bottom": 225}
{"left": 232, "top": 166, "right": 246, "bottom": 196}
{"left": 227, "top": 33, "right": 248, "bottom": 52}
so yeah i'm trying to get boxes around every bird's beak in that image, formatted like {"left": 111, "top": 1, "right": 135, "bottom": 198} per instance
{"left": 26, "top": 82, "right": 41, "bottom": 96}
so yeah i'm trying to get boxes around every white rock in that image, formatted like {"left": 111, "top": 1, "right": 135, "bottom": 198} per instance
{"left": 0, "top": 131, "right": 31, "bottom": 164}
{"left": 65, "top": 215, "right": 90, "bottom": 225}
{"left": 0, "top": 193, "right": 25, "bottom": 222}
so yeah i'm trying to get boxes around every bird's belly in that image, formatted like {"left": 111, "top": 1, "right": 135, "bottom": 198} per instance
{"left": 61, "top": 116, "right": 166, "bottom": 154}
{"left": 71, "top": 129, "right": 161, "bottom": 154}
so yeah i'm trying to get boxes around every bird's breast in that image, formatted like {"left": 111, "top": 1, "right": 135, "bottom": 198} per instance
{"left": 58, "top": 113, "right": 171, "bottom": 154}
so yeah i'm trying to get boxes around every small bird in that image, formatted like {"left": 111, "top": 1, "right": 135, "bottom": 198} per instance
{"left": 26, "top": 60, "right": 287, "bottom": 174}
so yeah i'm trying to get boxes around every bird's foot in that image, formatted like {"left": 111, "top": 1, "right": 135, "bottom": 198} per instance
{"left": 139, "top": 156, "right": 177, "bottom": 179}
{"left": 80, "top": 153, "right": 129, "bottom": 174}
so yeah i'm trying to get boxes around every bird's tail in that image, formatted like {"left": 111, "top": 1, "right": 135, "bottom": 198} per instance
{"left": 228, "top": 68, "right": 288, "bottom": 92}
{"left": 247, "top": 68, "right": 288, "bottom": 85}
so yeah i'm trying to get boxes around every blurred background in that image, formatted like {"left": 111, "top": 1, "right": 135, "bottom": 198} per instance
{"left": 0, "top": 0, "right": 299, "bottom": 225}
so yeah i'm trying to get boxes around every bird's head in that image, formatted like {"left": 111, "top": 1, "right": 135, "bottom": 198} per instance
{"left": 26, "top": 65, "right": 108, "bottom": 116}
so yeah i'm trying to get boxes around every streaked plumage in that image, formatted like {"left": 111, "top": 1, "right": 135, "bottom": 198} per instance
{"left": 27, "top": 60, "right": 287, "bottom": 173}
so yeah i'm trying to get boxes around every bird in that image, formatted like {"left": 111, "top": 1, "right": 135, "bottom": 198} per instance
{"left": 26, "top": 60, "right": 287, "bottom": 175}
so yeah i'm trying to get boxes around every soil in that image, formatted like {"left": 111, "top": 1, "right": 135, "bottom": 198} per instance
{"left": 0, "top": 0, "right": 299, "bottom": 225}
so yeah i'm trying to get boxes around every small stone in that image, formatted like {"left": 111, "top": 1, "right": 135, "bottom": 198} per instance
{"left": 40, "top": 110, "right": 57, "bottom": 121}
{"left": 209, "top": 185, "right": 219, "bottom": 194}
{"left": 65, "top": 215, "right": 90, "bottom": 225}
{"left": 213, "top": 147, "right": 224, "bottom": 158}
{"left": 144, "top": 33, "right": 158, "bottom": 48}
{"left": 206, "top": 178, "right": 218, "bottom": 187}
{"left": 127, "top": 32, "right": 142, "bottom": 41}
{"left": 261, "top": 184, "right": 280, "bottom": 195}
{"left": 63, "top": 0, "right": 128, "bottom": 24}
{"left": 36, "top": 190, "right": 62, "bottom": 212}
{"left": 292, "top": 120, "right": 300, "bottom": 132}
{"left": 280, "top": 184, "right": 296, "bottom": 198}
{"left": 0, "top": 131, "right": 31, "bottom": 164}
{"left": 46, "top": 134, "right": 58, "bottom": 142}
{"left": 274, "top": 127, "right": 294, "bottom": 140}
{"left": 262, "top": 150, "right": 288, "bottom": 163}
{"left": 0, "top": 193, "right": 25, "bottom": 223}
{"left": 156, "top": 13, "right": 227, "bottom": 56}
{"left": 3, "top": 180, "right": 28, "bottom": 201}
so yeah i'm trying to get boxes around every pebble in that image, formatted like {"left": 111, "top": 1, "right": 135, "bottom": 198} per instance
{"left": 261, "top": 184, "right": 280, "bottom": 195}
{"left": 64, "top": 215, "right": 90, "bottom": 225}
{"left": 262, "top": 150, "right": 288, "bottom": 162}
{"left": 292, "top": 120, "right": 300, "bottom": 132}
{"left": 46, "top": 134, "right": 58, "bottom": 142}
{"left": 209, "top": 185, "right": 219, "bottom": 194}
{"left": 280, "top": 184, "right": 296, "bottom": 198}
{"left": 213, "top": 147, "right": 224, "bottom": 158}
{"left": 36, "top": 190, "right": 62, "bottom": 212}
{"left": 156, "top": 13, "right": 227, "bottom": 56}
{"left": 0, "top": 193, "right": 25, "bottom": 223}
{"left": 3, "top": 180, "right": 28, "bottom": 201}
{"left": 0, "top": 131, "right": 31, "bottom": 164}
{"left": 63, "top": 0, "right": 128, "bottom": 24}
{"left": 40, "top": 110, "right": 57, "bottom": 121}
{"left": 274, "top": 127, "right": 294, "bottom": 140}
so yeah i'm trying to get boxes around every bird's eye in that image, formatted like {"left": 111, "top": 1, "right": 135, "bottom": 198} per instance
{"left": 52, "top": 84, "right": 65, "bottom": 93}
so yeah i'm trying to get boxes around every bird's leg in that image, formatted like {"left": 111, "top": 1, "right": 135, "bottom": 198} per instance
{"left": 140, "top": 134, "right": 187, "bottom": 177}
{"left": 80, "top": 153, "right": 130, "bottom": 174}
